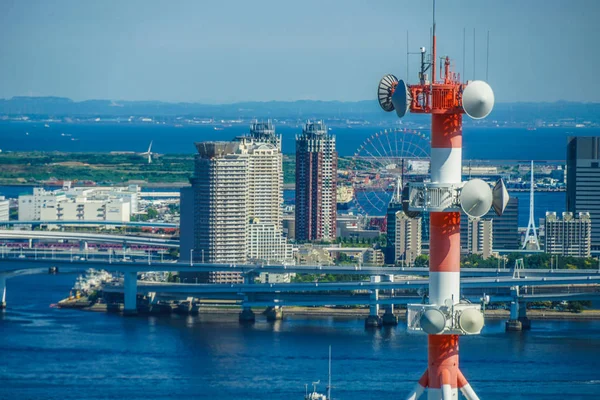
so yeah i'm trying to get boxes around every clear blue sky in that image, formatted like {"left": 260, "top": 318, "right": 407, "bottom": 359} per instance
{"left": 1, "top": 0, "right": 598, "bottom": 103}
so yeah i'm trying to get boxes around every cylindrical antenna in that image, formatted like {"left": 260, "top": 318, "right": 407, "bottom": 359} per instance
{"left": 473, "top": 28, "right": 476, "bottom": 80}
{"left": 486, "top": 30, "right": 490, "bottom": 81}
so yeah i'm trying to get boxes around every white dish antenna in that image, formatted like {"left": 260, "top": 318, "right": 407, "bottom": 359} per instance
{"left": 492, "top": 178, "right": 510, "bottom": 216}
{"left": 377, "top": 74, "right": 399, "bottom": 112}
{"left": 391, "top": 79, "right": 412, "bottom": 118}
{"left": 458, "top": 308, "right": 484, "bottom": 334}
{"left": 460, "top": 179, "right": 493, "bottom": 218}
{"left": 462, "top": 80, "right": 494, "bottom": 119}
{"left": 419, "top": 308, "right": 446, "bottom": 335}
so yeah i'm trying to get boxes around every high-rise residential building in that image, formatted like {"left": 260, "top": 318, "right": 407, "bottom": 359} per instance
{"left": 461, "top": 217, "right": 493, "bottom": 259}
{"left": 544, "top": 211, "right": 591, "bottom": 257}
{"left": 390, "top": 211, "right": 422, "bottom": 265}
{"left": 385, "top": 196, "right": 404, "bottom": 264}
{"left": 181, "top": 122, "right": 293, "bottom": 283}
{"left": 295, "top": 121, "right": 337, "bottom": 241}
{"left": 567, "top": 136, "right": 600, "bottom": 251}
{"left": 0, "top": 196, "right": 9, "bottom": 222}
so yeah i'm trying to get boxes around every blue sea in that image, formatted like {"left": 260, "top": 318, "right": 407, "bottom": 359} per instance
{"left": 1, "top": 121, "right": 599, "bottom": 159}
{"left": 1, "top": 273, "right": 600, "bottom": 399}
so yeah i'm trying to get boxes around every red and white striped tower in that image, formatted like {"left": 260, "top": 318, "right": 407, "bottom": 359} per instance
{"left": 378, "top": 4, "right": 496, "bottom": 399}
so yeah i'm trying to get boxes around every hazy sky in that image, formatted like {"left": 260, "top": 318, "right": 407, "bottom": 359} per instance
{"left": 1, "top": 0, "right": 598, "bottom": 103}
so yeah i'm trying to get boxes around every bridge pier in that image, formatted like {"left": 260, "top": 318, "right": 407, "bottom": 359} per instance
{"left": 0, "top": 275, "right": 6, "bottom": 309}
{"left": 264, "top": 306, "right": 283, "bottom": 321}
{"left": 381, "top": 274, "right": 398, "bottom": 326}
{"left": 365, "top": 276, "right": 382, "bottom": 328}
{"left": 518, "top": 301, "right": 531, "bottom": 330}
{"left": 239, "top": 307, "right": 256, "bottom": 323}
{"left": 505, "top": 286, "right": 522, "bottom": 331}
{"left": 123, "top": 271, "right": 138, "bottom": 316}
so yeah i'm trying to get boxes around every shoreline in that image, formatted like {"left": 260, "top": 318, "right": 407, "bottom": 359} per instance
{"left": 57, "top": 300, "right": 600, "bottom": 321}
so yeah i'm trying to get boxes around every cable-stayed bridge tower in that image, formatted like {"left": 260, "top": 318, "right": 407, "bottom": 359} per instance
{"left": 522, "top": 160, "right": 540, "bottom": 250}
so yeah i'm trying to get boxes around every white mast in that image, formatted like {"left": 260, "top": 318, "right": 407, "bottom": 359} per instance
{"left": 327, "top": 345, "right": 332, "bottom": 400}
{"left": 522, "top": 160, "right": 540, "bottom": 250}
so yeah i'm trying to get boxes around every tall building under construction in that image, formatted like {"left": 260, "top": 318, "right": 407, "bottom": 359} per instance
{"left": 295, "top": 121, "right": 337, "bottom": 241}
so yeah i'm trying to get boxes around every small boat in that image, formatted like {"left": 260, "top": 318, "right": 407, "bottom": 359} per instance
{"left": 304, "top": 346, "right": 332, "bottom": 400}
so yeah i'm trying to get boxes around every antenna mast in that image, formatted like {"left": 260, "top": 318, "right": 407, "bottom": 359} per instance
{"left": 432, "top": 0, "right": 436, "bottom": 84}
{"left": 327, "top": 345, "right": 332, "bottom": 400}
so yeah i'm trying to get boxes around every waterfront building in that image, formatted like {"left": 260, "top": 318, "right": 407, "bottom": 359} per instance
{"left": 485, "top": 197, "right": 519, "bottom": 250}
{"left": 295, "top": 121, "right": 337, "bottom": 241}
{"left": 567, "top": 137, "right": 600, "bottom": 251}
{"left": 385, "top": 195, "right": 404, "bottom": 264}
{"left": 0, "top": 196, "right": 9, "bottom": 222}
{"left": 182, "top": 123, "right": 293, "bottom": 283}
{"left": 17, "top": 183, "right": 135, "bottom": 223}
{"left": 544, "top": 211, "right": 591, "bottom": 257}
{"left": 390, "top": 210, "right": 422, "bottom": 266}
{"left": 461, "top": 216, "right": 494, "bottom": 259}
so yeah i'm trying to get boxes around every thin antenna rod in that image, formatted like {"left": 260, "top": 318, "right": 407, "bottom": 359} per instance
{"left": 486, "top": 30, "right": 490, "bottom": 81}
{"left": 462, "top": 27, "right": 466, "bottom": 82}
{"left": 327, "top": 345, "right": 332, "bottom": 400}
{"left": 432, "top": 0, "right": 436, "bottom": 84}
{"left": 472, "top": 28, "right": 476, "bottom": 80}
{"left": 406, "top": 31, "right": 409, "bottom": 81}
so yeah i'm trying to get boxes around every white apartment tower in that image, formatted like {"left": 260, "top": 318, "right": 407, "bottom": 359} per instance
{"left": 465, "top": 217, "right": 494, "bottom": 259}
{"left": 544, "top": 211, "right": 591, "bottom": 257}
{"left": 184, "top": 122, "right": 293, "bottom": 283}
{"left": 393, "top": 211, "right": 422, "bottom": 266}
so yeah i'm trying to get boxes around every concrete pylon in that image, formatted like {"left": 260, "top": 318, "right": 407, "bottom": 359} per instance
{"left": 505, "top": 287, "right": 523, "bottom": 331}
{"left": 381, "top": 274, "right": 398, "bottom": 326}
{"left": 123, "top": 271, "right": 138, "bottom": 316}
{"left": 518, "top": 301, "right": 531, "bottom": 330}
{"left": 239, "top": 306, "right": 256, "bottom": 323}
{"left": 365, "top": 275, "right": 382, "bottom": 328}
{"left": 265, "top": 306, "right": 284, "bottom": 321}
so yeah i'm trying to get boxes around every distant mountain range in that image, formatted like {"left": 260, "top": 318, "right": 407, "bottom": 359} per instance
{"left": 1, "top": 96, "right": 599, "bottom": 124}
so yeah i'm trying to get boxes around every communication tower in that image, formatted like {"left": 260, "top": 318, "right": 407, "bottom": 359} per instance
{"left": 377, "top": 2, "right": 508, "bottom": 399}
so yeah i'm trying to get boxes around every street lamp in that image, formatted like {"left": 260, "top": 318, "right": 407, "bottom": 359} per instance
{"left": 201, "top": 249, "right": 204, "bottom": 263}
{"left": 190, "top": 249, "right": 194, "bottom": 267}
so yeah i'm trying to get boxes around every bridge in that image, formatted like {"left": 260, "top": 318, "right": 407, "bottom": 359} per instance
{"left": 1, "top": 256, "right": 598, "bottom": 330}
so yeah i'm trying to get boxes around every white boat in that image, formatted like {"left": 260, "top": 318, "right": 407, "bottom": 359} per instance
{"left": 304, "top": 346, "right": 332, "bottom": 400}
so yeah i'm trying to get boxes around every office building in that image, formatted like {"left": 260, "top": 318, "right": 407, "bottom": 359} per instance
{"left": 0, "top": 196, "right": 9, "bottom": 222}
{"left": 485, "top": 197, "right": 519, "bottom": 250}
{"left": 295, "top": 121, "right": 337, "bottom": 241}
{"left": 544, "top": 211, "right": 591, "bottom": 257}
{"left": 567, "top": 137, "right": 600, "bottom": 251}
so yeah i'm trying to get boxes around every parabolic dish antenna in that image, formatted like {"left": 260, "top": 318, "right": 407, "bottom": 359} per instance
{"left": 377, "top": 74, "right": 399, "bottom": 112}
{"left": 391, "top": 79, "right": 412, "bottom": 118}
{"left": 462, "top": 80, "right": 495, "bottom": 119}
{"left": 460, "top": 179, "right": 493, "bottom": 218}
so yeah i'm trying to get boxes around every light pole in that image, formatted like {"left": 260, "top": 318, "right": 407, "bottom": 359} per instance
{"left": 190, "top": 249, "right": 194, "bottom": 267}
{"left": 201, "top": 249, "right": 204, "bottom": 263}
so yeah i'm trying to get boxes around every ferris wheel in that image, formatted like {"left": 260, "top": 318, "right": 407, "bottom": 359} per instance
{"left": 349, "top": 128, "right": 430, "bottom": 216}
